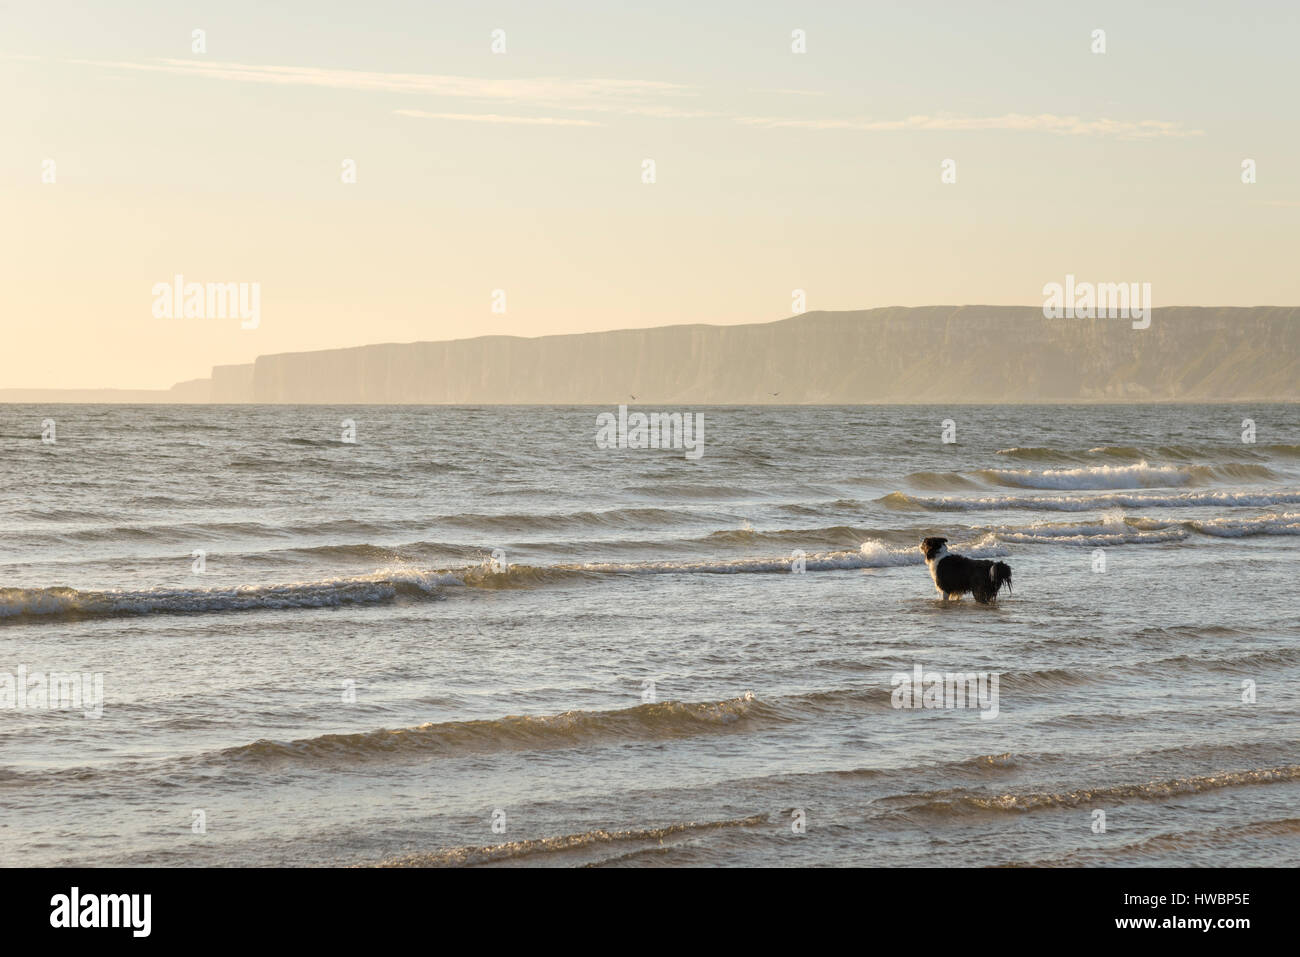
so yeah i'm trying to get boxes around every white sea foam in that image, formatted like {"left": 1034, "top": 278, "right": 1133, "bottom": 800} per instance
{"left": 883, "top": 490, "right": 1300, "bottom": 512}
{"left": 996, "top": 526, "right": 1188, "bottom": 546}
{"left": 1190, "top": 512, "right": 1300, "bottom": 538}
{"left": 981, "top": 461, "right": 1192, "bottom": 490}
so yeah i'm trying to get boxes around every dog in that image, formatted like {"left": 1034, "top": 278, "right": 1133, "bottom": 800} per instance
{"left": 919, "top": 537, "right": 1012, "bottom": 604}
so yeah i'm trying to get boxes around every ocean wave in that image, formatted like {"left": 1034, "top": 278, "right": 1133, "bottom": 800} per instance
{"left": 1189, "top": 511, "right": 1300, "bottom": 537}
{"left": 1009, "top": 816, "right": 1300, "bottom": 866}
{"left": 821, "top": 751, "right": 1035, "bottom": 785}
{"left": 623, "top": 483, "right": 762, "bottom": 500}
{"left": 995, "top": 444, "right": 1300, "bottom": 464}
{"left": 273, "top": 541, "right": 490, "bottom": 564}
{"left": 879, "top": 489, "right": 1300, "bottom": 512}
{"left": 981, "top": 461, "right": 1191, "bottom": 489}
{"left": 995, "top": 445, "right": 1125, "bottom": 463}
{"left": 1000, "top": 668, "right": 1098, "bottom": 692}
{"left": 905, "top": 471, "right": 983, "bottom": 491}
{"left": 437, "top": 507, "right": 720, "bottom": 533}
{"left": 702, "top": 524, "right": 873, "bottom": 547}
{"left": 1153, "top": 646, "right": 1300, "bottom": 671}
{"left": 977, "top": 461, "right": 1276, "bottom": 490}
{"left": 994, "top": 524, "right": 1188, "bottom": 546}
{"left": 895, "top": 766, "right": 1300, "bottom": 816}
{"left": 27, "top": 506, "right": 720, "bottom": 548}
{"left": 990, "top": 512, "right": 1300, "bottom": 545}
{"left": 0, "top": 568, "right": 450, "bottom": 622}
{"left": 219, "top": 694, "right": 765, "bottom": 767}
{"left": 282, "top": 437, "right": 347, "bottom": 447}
{"left": 371, "top": 814, "right": 770, "bottom": 867}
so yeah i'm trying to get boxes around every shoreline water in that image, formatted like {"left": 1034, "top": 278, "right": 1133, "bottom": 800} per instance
{"left": 2, "top": 403, "right": 1297, "bottom": 866}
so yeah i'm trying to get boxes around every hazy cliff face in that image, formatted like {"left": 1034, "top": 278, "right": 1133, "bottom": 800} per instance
{"left": 211, "top": 364, "right": 256, "bottom": 403}
{"left": 244, "top": 306, "right": 1298, "bottom": 404}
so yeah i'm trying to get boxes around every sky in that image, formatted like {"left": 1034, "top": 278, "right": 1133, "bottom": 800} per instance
{"left": 2, "top": 0, "right": 1297, "bottom": 389}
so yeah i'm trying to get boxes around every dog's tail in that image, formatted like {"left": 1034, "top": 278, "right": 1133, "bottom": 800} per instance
{"left": 991, "top": 561, "right": 1012, "bottom": 596}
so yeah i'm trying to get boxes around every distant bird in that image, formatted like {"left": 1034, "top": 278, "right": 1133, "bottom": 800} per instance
{"left": 630, "top": 394, "right": 637, "bottom": 400}
{"left": 771, "top": 392, "right": 780, "bottom": 397}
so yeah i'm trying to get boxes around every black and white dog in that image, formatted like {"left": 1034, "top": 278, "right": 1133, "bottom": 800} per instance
{"left": 919, "top": 537, "right": 1012, "bottom": 604}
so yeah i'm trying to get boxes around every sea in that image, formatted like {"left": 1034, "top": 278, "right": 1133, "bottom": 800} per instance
{"left": 1, "top": 403, "right": 1297, "bottom": 867}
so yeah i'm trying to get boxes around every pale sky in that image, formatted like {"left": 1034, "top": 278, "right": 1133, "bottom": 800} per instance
{"left": 3, "top": 0, "right": 1297, "bottom": 389}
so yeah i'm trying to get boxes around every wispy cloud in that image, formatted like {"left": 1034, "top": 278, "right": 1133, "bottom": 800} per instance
{"left": 67, "top": 57, "right": 704, "bottom": 113}
{"left": 394, "top": 109, "right": 600, "bottom": 126}
{"left": 735, "top": 112, "right": 1205, "bottom": 138}
{"left": 61, "top": 58, "right": 1203, "bottom": 137}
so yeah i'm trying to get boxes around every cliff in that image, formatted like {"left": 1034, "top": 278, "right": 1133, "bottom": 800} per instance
{"left": 210, "top": 364, "right": 255, "bottom": 403}
{"left": 247, "top": 306, "right": 1298, "bottom": 404}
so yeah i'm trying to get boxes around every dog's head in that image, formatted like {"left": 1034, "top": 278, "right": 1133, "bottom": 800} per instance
{"left": 919, "top": 537, "right": 948, "bottom": 561}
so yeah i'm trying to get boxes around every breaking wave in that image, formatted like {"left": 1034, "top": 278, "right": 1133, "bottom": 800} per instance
{"left": 1189, "top": 511, "right": 1300, "bottom": 537}
{"left": 977, "top": 461, "right": 1276, "bottom": 490}
{"left": 993, "top": 521, "right": 1187, "bottom": 546}
{"left": 880, "top": 489, "right": 1300, "bottom": 512}
{"left": 0, "top": 568, "right": 451, "bottom": 622}
{"left": 910, "top": 513, "right": 1300, "bottom": 547}
{"left": 994, "top": 444, "right": 1300, "bottom": 464}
